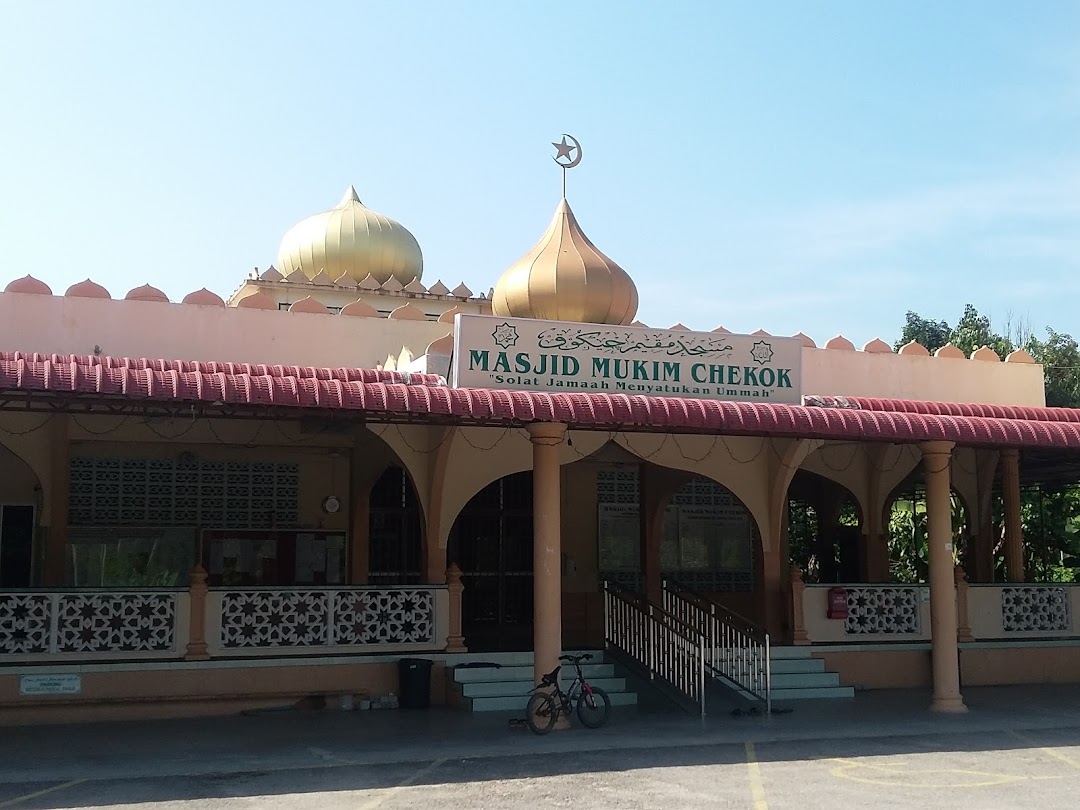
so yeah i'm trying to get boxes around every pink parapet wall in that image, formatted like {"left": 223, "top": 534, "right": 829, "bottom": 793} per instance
{"left": 0, "top": 280, "right": 1048, "bottom": 406}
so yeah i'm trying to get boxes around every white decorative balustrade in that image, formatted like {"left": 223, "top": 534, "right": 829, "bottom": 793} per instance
{"left": 209, "top": 586, "right": 449, "bottom": 655}
{"left": 800, "top": 584, "right": 931, "bottom": 643}
{"left": 968, "top": 585, "right": 1079, "bottom": 639}
{"left": 800, "top": 582, "right": 1080, "bottom": 643}
{"left": 0, "top": 591, "right": 187, "bottom": 662}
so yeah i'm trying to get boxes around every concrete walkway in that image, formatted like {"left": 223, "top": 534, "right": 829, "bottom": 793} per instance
{"left": 2, "top": 685, "right": 1080, "bottom": 785}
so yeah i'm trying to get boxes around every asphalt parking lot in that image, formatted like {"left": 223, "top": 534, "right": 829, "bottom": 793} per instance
{"left": 1, "top": 727, "right": 1078, "bottom": 809}
{"left": 2, "top": 687, "right": 1079, "bottom": 809}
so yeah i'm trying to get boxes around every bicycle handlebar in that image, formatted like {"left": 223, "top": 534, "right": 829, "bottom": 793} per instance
{"left": 559, "top": 653, "right": 592, "bottom": 663}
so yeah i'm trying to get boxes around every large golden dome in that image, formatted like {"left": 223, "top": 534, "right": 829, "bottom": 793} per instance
{"left": 492, "top": 198, "right": 638, "bottom": 324}
{"left": 277, "top": 186, "right": 423, "bottom": 285}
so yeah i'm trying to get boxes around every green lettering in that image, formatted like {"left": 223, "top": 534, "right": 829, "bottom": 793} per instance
{"left": 469, "top": 350, "right": 489, "bottom": 371}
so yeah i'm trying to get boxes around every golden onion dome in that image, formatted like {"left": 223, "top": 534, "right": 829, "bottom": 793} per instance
{"left": 276, "top": 186, "right": 423, "bottom": 285}
{"left": 492, "top": 198, "right": 638, "bottom": 324}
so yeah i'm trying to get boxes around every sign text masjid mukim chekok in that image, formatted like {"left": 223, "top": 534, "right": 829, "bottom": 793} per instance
{"left": 450, "top": 315, "right": 803, "bottom": 404}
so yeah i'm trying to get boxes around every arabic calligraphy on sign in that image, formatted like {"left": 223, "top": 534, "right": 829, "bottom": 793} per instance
{"left": 537, "top": 327, "right": 735, "bottom": 358}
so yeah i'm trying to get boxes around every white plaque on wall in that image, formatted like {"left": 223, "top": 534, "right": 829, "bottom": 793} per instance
{"left": 451, "top": 314, "right": 802, "bottom": 403}
{"left": 20, "top": 674, "right": 82, "bottom": 696}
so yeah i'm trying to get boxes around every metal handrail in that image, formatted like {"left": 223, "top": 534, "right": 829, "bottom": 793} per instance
{"left": 662, "top": 579, "right": 771, "bottom": 714}
{"left": 603, "top": 581, "right": 706, "bottom": 717}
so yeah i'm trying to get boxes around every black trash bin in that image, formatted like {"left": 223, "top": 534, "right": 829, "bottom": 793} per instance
{"left": 398, "top": 658, "right": 433, "bottom": 709}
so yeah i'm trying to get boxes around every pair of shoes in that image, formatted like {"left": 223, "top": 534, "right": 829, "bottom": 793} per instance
{"left": 508, "top": 718, "right": 528, "bottom": 729}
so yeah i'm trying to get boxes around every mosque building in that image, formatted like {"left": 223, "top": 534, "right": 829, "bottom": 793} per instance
{"left": 0, "top": 140, "right": 1078, "bottom": 725}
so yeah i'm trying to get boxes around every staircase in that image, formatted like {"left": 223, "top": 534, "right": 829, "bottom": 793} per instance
{"left": 447, "top": 650, "right": 641, "bottom": 712}
{"left": 769, "top": 646, "right": 854, "bottom": 701}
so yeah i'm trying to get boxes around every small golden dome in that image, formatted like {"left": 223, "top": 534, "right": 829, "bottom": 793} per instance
{"left": 492, "top": 198, "right": 637, "bottom": 324}
{"left": 277, "top": 186, "right": 423, "bottom": 286}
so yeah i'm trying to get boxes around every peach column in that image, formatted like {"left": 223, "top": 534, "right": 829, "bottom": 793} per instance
{"left": 529, "top": 422, "right": 566, "bottom": 689}
{"left": 184, "top": 565, "right": 211, "bottom": 660}
{"left": 1001, "top": 449, "right": 1025, "bottom": 583}
{"left": 45, "top": 414, "right": 70, "bottom": 586}
{"left": 921, "top": 441, "right": 967, "bottom": 713}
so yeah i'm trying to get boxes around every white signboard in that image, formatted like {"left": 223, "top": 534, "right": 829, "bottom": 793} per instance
{"left": 20, "top": 674, "right": 82, "bottom": 696}
{"left": 451, "top": 314, "right": 802, "bottom": 403}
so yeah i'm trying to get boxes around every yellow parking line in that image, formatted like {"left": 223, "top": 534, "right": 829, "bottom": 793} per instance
{"left": 744, "top": 742, "right": 768, "bottom": 810}
{"left": 357, "top": 758, "right": 447, "bottom": 809}
{"left": 0, "top": 779, "right": 85, "bottom": 808}
{"left": 1010, "top": 730, "right": 1080, "bottom": 770}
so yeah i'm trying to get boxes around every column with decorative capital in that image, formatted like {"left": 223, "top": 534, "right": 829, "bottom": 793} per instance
{"left": 920, "top": 441, "right": 966, "bottom": 712}
{"left": 1001, "top": 448, "right": 1025, "bottom": 583}
{"left": 184, "top": 565, "right": 211, "bottom": 661}
{"left": 529, "top": 422, "right": 567, "bottom": 695}
{"left": 790, "top": 567, "right": 809, "bottom": 645}
{"left": 445, "top": 564, "right": 467, "bottom": 652}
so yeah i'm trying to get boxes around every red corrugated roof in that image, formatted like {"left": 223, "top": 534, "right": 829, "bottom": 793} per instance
{"left": 2, "top": 352, "right": 1080, "bottom": 449}
{"left": 0, "top": 352, "right": 445, "bottom": 387}
{"left": 840, "top": 396, "right": 1080, "bottom": 424}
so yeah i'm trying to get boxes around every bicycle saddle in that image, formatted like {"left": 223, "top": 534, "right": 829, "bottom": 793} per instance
{"left": 540, "top": 665, "right": 561, "bottom": 686}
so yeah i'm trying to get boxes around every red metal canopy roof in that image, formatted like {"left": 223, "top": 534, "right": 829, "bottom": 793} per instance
{"left": 2, "top": 352, "right": 1080, "bottom": 450}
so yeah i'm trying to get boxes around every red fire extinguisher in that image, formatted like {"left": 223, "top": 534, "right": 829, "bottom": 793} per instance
{"left": 827, "top": 587, "right": 849, "bottom": 620}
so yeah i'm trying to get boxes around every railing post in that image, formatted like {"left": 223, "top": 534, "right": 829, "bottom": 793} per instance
{"left": 603, "top": 580, "right": 610, "bottom": 650}
{"left": 699, "top": 633, "right": 707, "bottom": 718}
{"left": 445, "top": 564, "right": 467, "bottom": 652}
{"left": 790, "top": 566, "right": 809, "bottom": 645}
{"left": 184, "top": 565, "right": 211, "bottom": 661}
{"left": 764, "top": 633, "right": 772, "bottom": 715}
{"left": 954, "top": 564, "right": 974, "bottom": 643}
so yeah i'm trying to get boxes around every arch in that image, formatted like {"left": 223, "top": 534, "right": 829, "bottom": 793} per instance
{"left": 661, "top": 474, "right": 762, "bottom": 594}
{"left": 367, "top": 465, "right": 423, "bottom": 584}
{"left": 881, "top": 472, "right": 971, "bottom": 584}
{"left": 0, "top": 440, "right": 43, "bottom": 587}
{"left": 446, "top": 471, "right": 535, "bottom": 651}
{"left": 786, "top": 469, "right": 864, "bottom": 583}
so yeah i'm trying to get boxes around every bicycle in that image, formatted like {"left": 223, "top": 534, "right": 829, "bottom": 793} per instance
{"left": 525, "top": 653, "right": 611, "bottom": 735}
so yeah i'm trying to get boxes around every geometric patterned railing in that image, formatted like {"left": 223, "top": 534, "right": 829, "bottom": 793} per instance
{"left": 218, "top": 587, "right": 437, "bottom": 649}
{"left": 843, "top": 586, "right": 921, "bottom": 635}
{"left": 0, "top": 592, "right": 178, "bottom": 655}
{"left": 1001, "top": 586, "right": 1071, "bottom": 633}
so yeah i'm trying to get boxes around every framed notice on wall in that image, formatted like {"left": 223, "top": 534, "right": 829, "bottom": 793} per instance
{"left": 597, "top": 503, "right": 640, "bottom": 572}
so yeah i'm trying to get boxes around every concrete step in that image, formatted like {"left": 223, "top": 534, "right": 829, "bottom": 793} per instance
{"left": 770, "top": 657, "right": 826, "bottom": 675}
{"left": 445, "top": 650, "right": 605, "bottom": 667}
{"left": 770, "top": 672, "right": 840, "bottom": 689}
{"left": 771, "top": 685, "right": 855, "bottom": 701}
{"left": 452, "top": 664, "right": 615, "bottom": 684}
{"left": 469, "top": 690, "right": 639, "bottom": 713}
{"left": 769, "top": 646, "right": 815, "bottom": 660}
{"left": 462, "top": 677, "right": 627, "bottom": 699}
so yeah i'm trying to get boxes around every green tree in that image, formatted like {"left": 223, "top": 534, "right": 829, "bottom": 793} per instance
{"left": 950, "top": 303, "right": 1014, "bottom": 359}
{"left": 894, "top": 311, "right": 951, "bottom": 353}
{"left": 1025, "top": 329, "right": 1080, "bottom": 408}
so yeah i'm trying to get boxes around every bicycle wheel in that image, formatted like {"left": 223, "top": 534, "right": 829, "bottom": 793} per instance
{"left": 576, "top": 686, "right": 611, "bottom": 729}
{"left": 526, "top": 692, "right": 557, "bottom": 735}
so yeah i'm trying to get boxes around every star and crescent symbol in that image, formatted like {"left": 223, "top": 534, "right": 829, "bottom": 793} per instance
{"left": 552, "top": 134, "right": 582, "bottom": 169}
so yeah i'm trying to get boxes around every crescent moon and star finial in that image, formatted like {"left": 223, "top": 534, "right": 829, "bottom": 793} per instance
{"left": 551, "top": 134, "right": 582, "bottom": 197}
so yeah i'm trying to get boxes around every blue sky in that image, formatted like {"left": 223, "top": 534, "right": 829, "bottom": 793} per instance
{"left": 1, "top": 1, "right": 1077, "bottom": 347}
